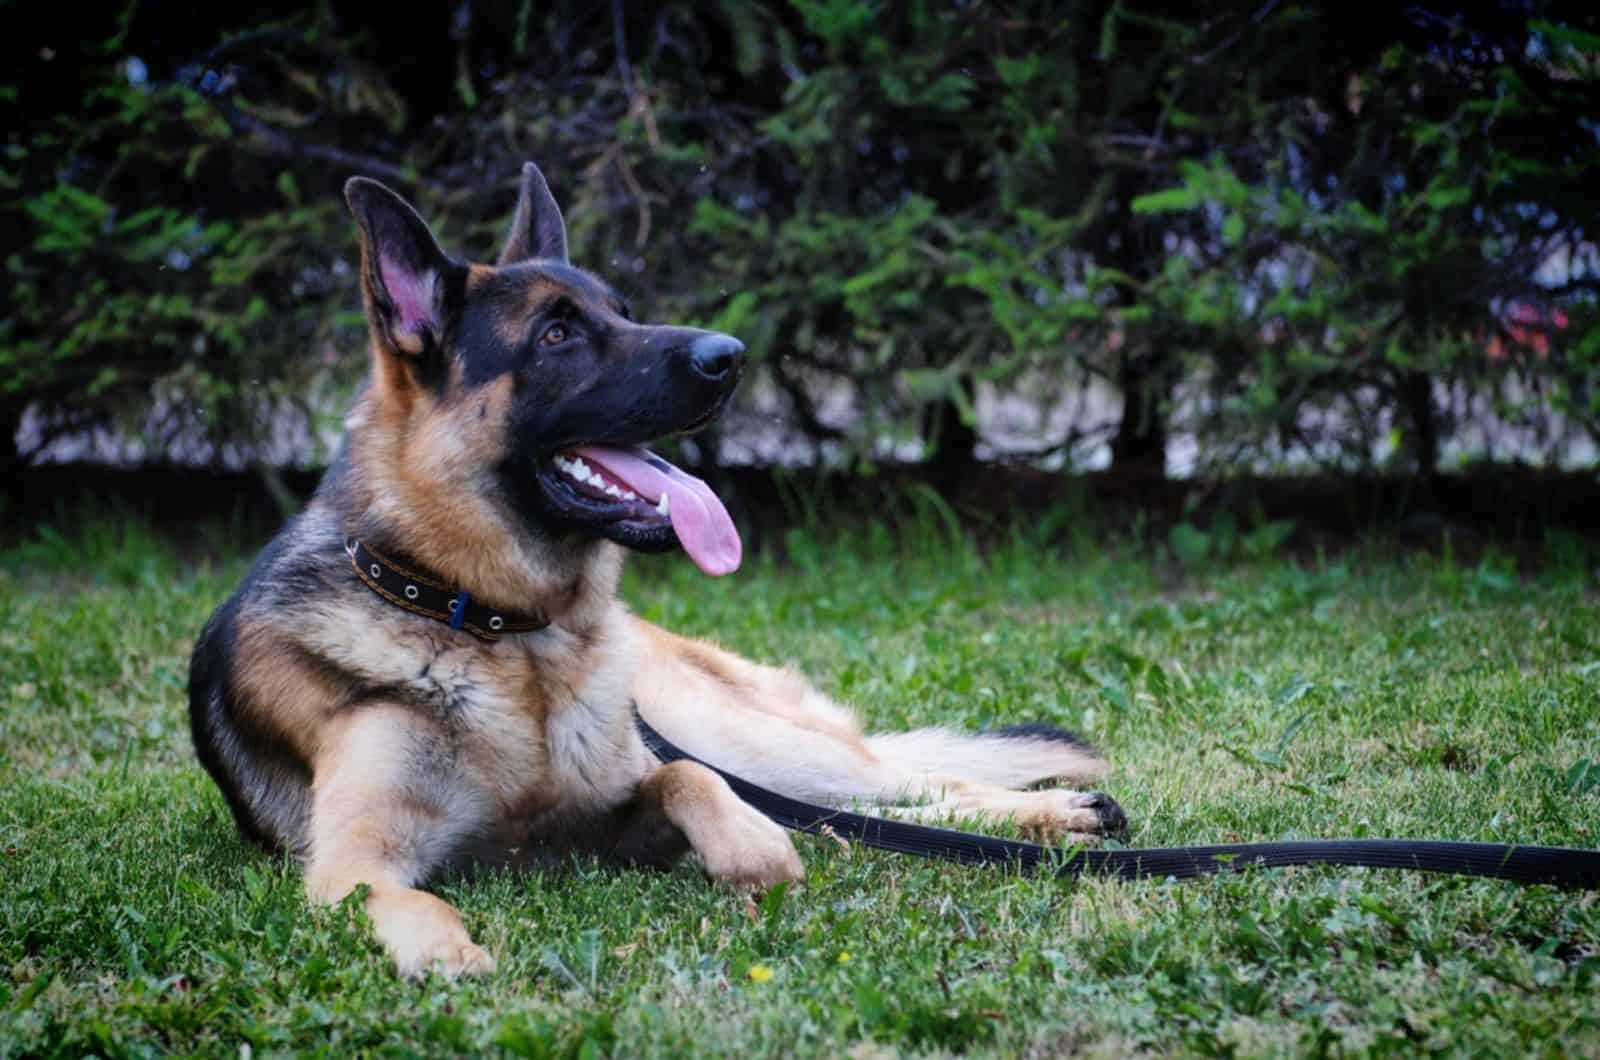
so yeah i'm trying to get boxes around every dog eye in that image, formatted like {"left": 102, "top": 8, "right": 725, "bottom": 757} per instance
{"left": 539, "top": 323, "right": 567, "bottom": 347}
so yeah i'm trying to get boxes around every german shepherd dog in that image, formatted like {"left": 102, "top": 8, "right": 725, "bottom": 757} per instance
{"left": 188, "top": 163, "right": 1127, "bottom": 978}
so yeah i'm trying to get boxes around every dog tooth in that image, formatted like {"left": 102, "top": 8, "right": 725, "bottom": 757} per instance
{"left": 605, "top": 485, "right": 623, "bottom": 497}
{"left": 656, "top": 493, "right": 670, "bottom": 516}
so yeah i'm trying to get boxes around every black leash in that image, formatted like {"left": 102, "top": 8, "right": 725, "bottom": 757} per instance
{"left": 634, "top": 710, "right": 1600, "bottom": 890}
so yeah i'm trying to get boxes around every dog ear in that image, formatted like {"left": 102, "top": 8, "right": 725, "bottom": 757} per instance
{"left": 344, "top": 177, "right": 460, "bottom": 358}
{"left": 496, "top": 162, "right": 569, "bottom": 266}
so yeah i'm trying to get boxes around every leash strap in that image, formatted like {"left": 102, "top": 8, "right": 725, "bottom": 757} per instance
{"left": 634, "top": 709, "right": 1600, "bottom": 890}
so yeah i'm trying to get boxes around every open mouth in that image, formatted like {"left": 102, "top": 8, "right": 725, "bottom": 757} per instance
{"left": 542, "top": 444, "right": 742, "bottom": 576}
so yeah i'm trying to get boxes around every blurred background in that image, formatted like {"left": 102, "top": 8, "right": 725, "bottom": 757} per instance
{"left": 4, "top": 1, "right": 1597, "bottom": 534}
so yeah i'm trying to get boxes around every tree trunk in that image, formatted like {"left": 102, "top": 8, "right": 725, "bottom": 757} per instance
{"left": 0, "top": 401, "right": 22, "bottom": 490}
{"left": 926, "top": 389, "right": 978, "bottom": 471}
{"left": 1111, "top": 353, "right": 1170, "bottom": 479}
{"left": 1401, "top": 370, "right": 1439, "bottom": 476}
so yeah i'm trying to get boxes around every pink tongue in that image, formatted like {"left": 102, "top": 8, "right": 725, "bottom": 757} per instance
{"left": 573, "top": 446, "right": 742, "bottom": 576}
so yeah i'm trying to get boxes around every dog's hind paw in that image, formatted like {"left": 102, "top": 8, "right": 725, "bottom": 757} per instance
{"left": 1015, "top": 790, "right": 1129, "bottom": 844}
{"left": 1080, "top": 791, "right": 1129, "bottom": 836}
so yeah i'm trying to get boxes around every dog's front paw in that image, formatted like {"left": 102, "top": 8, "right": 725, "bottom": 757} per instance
{"left": 370, "top": 888, "right": 497, "bottom": 979}
{"left": 392, "top": 935, "right": 498, "bottom": 980}
{"left": 694, "top": 804, "right": 804, "bottom": 890}
{"left": 1017, "top": 790, "right": 1129, "bottom": 844}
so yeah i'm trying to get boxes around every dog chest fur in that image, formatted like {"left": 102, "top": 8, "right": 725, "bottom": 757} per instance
{"left": 217, "top": 510, "right": 652, "bottom": 861}
{"left": 332, "top": 607, "right": 646, "bottom": 823}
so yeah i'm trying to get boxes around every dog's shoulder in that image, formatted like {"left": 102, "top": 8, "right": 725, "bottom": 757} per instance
{"left": 191, "top": 504, "right": 340, "bottom": 689}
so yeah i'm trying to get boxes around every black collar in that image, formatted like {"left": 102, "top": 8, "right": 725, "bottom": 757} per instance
{"left": 346, "top": 537, "right": 548, "bottom": 642}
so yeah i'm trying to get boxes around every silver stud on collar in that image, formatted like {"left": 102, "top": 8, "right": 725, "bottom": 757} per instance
{"left": 370, "top": 563, "right": 382, "bottom": 579}
{"left": 404, "top": 584, "right": 419, "bottom": 600}
{"left": 489, "top": 615, "right": 504, "bottom": 631}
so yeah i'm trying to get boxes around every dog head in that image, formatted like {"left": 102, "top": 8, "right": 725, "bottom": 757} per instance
{"left": 341, "top": 163, "right": 744, "bottom": 585}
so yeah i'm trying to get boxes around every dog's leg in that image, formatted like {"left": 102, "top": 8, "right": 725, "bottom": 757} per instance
{"left": 611, "top": 760, "right": 802, "bottom": 889}
{"left": 303, "top": 707, "right": 495, "bottom": 978}
{"left": 857, "top": 731, "right": 1128, "bottom": 841}
{"left": 633, "top": 618, "right": 1129, "bottom": 841}
{"left": 644, "top": 702, "right": 1128, "bottom": 843}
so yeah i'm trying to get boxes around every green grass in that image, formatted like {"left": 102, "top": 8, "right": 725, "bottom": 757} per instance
{"left": 2, "top": 505, "right": 1598, "bottom": 1057}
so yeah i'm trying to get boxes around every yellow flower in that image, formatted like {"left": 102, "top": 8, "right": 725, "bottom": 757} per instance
{"left": 837, "top": 951, "right": 851, "bottom": 963}
{"left": 748, "top": 964, "right": 774, "bottom": 983}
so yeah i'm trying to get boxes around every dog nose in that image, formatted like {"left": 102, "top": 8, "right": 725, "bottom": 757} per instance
{"left": 688, "top": 333, "right": 744, "bottom": 382}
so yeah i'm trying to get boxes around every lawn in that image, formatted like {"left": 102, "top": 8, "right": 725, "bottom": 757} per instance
{"left": 2, "top": 505, "right": 1598, "bottom": 1057}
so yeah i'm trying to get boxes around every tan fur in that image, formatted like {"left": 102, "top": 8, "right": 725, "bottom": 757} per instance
{"left": 304, "top": 707, "right": 497, "bottom": 978}
{"left": 509, "top": 276, "right": 561, "bottom": 343}
{"left": 344, "top": 366, "right": 624, "bottom": 620}
{"left": 231, "top": 628, "right": 344, "bottom": 763}
{"left": 638, "top": 761, "right": 802, "bottom": 887}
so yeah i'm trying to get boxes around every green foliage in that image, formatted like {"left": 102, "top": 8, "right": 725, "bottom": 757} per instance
{"left": 3, "top": 3, "right": 1597, "bottom": 474}
{"left": 1128, "top": 19, "right": 1600, "bottom": 474}
{"left": 4, "top": 25, "right": 368, "bottom": 467}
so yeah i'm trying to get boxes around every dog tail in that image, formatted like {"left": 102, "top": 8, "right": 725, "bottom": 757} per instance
{"left": 866, "top": 722, "right": 1107, "bottom": 789}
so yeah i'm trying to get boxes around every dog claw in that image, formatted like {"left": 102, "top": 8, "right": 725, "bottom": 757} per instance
{"left": 1083, "top": 791, "right": 1129, "bottom": 837}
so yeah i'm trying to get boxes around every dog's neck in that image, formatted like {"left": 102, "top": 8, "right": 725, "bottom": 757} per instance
{"left": 328, "top": 396, "right": 625, "bottom": 634}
